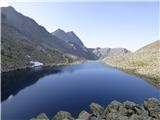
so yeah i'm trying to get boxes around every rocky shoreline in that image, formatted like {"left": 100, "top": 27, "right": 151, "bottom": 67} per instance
{"left": 31, "top": 97, "right": 160, "bottom": 120}
{"left": 101, "top": 64, "right": 160, "bottom": 89}
{"left": 102, "top": 40, "right": 160, "bottom": 89}
{"left": 101, "top": 62, "right": 160, "bottom": 89}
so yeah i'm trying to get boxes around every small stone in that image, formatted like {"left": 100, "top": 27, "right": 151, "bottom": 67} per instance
{"left": 106, "top": 112, "right": 119, "bottom": 120}
{"left": 123, "top": 101, "right": 137, "bottom": 109}
{"left": 102, "top": 100, "right": 122, "bottom": 118}
{"left": 52, "top": 111, "right": 75, "bottom": 120}
{"left": 118, "top": 106, "right": 128, "bottom": 116}
{"left": 78, "top": 110, "right": 91, "bottom": 120}
{"left": 90, "top": 102, "right": 104, "bottom": 117}
{"left": 107, "top": 100, "right": 122, "bottom": 112}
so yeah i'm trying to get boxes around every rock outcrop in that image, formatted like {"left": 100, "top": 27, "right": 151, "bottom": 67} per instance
{"left": 31, "top": 98, "right": 160, "bottom": 120}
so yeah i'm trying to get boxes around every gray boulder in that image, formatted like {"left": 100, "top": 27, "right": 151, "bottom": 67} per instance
{"left": 106, "top": 100, "right": 122, "bottom": 113}
{"left": 89, "top": 102, "right": 104, "bottom": 117}
{"left": 103, "top": 100, "right": 122, "bottom": 118}
{"left": 52, "top": 111, "right": 75, "bottom": 120}
{"left": 78, "top": 110, "right": 91, "bottom": 120}
{"left": 123, "top": 101, "right": 137, "bottom": 109}
{"left": 106, "top": 112, "right": 128, "bottom": 120}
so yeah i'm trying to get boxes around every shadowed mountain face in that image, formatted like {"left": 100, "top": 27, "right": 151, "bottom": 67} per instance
{"left": 1, "top": 6, "right": 98, "bottom": 72}
{"left": 103, "top": 40, "right": 160, "bottom": 88}
{"left": 1, "top": 6, "right": 76, "bottom": 72}
{"left": 89, "top": 48, "right": 131, "bottom": 59}
{"left": 1, "top": 6, "right": 97, "bottom": 68}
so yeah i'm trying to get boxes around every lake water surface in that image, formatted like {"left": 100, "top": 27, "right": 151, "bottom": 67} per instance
{"left": 2, "top": 62, "right": 160, "bottom": 120}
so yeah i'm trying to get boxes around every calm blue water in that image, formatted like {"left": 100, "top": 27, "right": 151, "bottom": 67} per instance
{"left": 1, "top": 62, "right": 160, "bottom": 120}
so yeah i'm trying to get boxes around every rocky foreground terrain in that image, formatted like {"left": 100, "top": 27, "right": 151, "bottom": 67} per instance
{"left": 31, "top": 98, "right": 160, "bottom": 120}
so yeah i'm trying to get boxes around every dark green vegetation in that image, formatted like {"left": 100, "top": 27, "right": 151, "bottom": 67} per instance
{"left": 32, "top": 98, "right": 160, "bottom": 120}
{"left": 103, "top": 40, "right": 160, "bottom": 88}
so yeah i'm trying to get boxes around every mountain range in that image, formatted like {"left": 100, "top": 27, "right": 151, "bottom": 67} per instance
{"left": 1, "top": 6, "right": 130, "bottom": 72}
{"left": 1, "top": 6, "right": 79, "bottom": 72}
{"left": 89, "top": 47, "right": 131, "bottom": 59}
{"left": 2, "top": 5, "right": 159, "bottom": 87}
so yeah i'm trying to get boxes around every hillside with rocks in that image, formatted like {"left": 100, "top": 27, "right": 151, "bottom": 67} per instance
{"left": 102, "top": 40, "right": 160, "bottom": 88}
{"left": 31, "top": 97, "right": 160, "bottom": 120}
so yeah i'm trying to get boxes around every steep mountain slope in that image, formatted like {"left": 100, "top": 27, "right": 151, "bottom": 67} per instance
{"left": 1, "top": 20, "right": 74, "bottom": 72}
{"left": 1, "top": 6, "right": 80, "bottom": 72}
{"left": 103, "top": 40, "right": 160, "bottom": 87}
{"left": 1, "top": 6, "right": 96, "bottom": 60}
{"left": 89, "top": 47, "right": 130, "bottom": 59}
{"left": 52, "top": 29, "right": 97, "bottom": 59}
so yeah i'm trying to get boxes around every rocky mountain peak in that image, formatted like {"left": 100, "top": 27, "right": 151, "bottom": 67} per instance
{"left": 53, "top": 28, "right": 65, "bottom": 34}
{"left": 1, "top": 6, "right": 15, "bottom": 10}
{"left": 66, "top": 31, "right": 75, "bottom": 36}
{"left": 52, "top": 29, "right": 84, "bottom": 46}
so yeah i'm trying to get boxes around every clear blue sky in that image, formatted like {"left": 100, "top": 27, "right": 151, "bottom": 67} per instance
{"left": 4, "top": 1, "right": 160, "bottom": 51}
